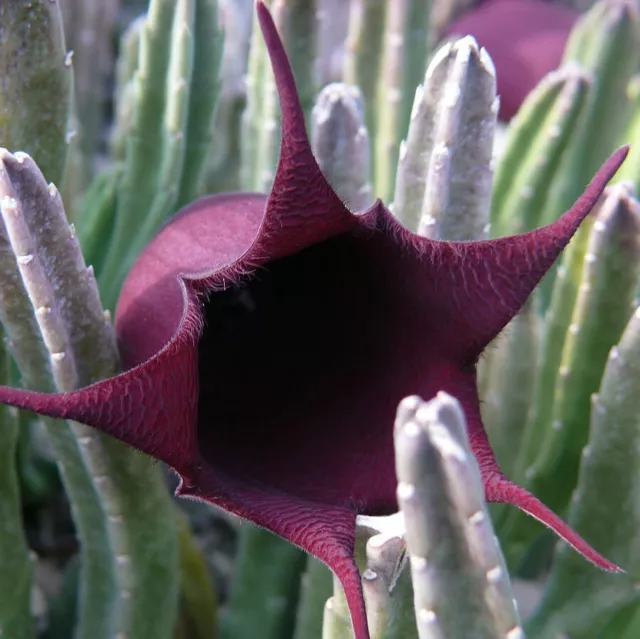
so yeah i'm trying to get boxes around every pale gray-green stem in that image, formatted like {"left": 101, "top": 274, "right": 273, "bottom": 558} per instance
{"left": 490, "top": 64, "right": 591, "bottom": 237}
{"left": 526, "top": 303, "right": 640, "bottom": 636}
{"left": 416, "top": 36, "right": 496, "bottom": 241}
{"left": 0, "top": 150, "right": 179, "bottom": 639}
{"left": 312, "top": 82, "right": 372, "bottom": 210}
{"left": 395, "top": 394, "right": 522, "bottom": 639}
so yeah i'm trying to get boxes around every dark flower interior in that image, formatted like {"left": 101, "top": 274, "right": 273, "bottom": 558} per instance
{"left": 198, "top": 226, "right": 477, "bottom": 515}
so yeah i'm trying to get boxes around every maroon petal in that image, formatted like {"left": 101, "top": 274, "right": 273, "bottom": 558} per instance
{"left": 447, "top": 0, "right": 579, "bottom": 120}
{"left": 0, "top": 3, "right": 626, "bottom": 638}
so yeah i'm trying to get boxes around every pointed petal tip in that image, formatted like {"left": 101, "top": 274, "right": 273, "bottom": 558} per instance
{"left": 488, "top": 478, "right": 623, "bottom": 573}
{"left": 255, "top": 0, "right": 302, "bottom": 144}
{"left": 542, "top": 145, "right": 631, "bottom": 242}
{"left": 177, "top": 465, "right": 371, "bottom": 637}
{"left": 589, "top": 146, "right": 629, "bottom": 200}
{"left": 610, "top": 144, "right": 630, "bottom": 171}
{"left": 0, "top": 386, "right": 65, "bottom": 420}
{"left": 256, "top": 2, "right": 268, "bottom": 26}
{"left": 580, "top": 145, "right": 630, "bottom": 205}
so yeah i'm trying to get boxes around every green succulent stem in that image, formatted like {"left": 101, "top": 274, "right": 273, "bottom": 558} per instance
{"left": 241, "top": 0, "right": 273, "bottom": 190}
{"left": 139, "top": 0, "right": 197, "bottom": 242}
{"left": 0, "top": 151, "right": 179, "bottom": 639}
{"left": 393, "top": 35, "right": 497, "bottom": 239}
{"left": 0, "top": 0, "right": 72, "bottom": 187}
{"left": 394, "top": 394, "right": 521, "bottom": 638}
{"left": 311, "top": 82, "right": 372, "bottom": 210}
{"left": 59, "top": 0, "right": 119, "bottom": 167}
{"left": 176, "top": 0, "right": 224, "bottom": 207}
{"left": 512, "top": 217, "right": 595, "bottom": 483}
{"left": 322, "top": 576, "right": 354, "bottom": 639}
{"left": 374, "top": 0, "right": 432, "bottom": 203}
{"left": 526, "top": 305, "right": 640, "bottom": 637}
{"left": 98, "top": 0, "right": 175, "bottom": 308}
{"left": 294, "top": 557, "right": 334, "bottom": 639}
{"left": 355, "top": 514, "right": 416, "bottom": 639}
{"left": 527, "top": 184, "right": 640, "bottom": 515}
{"left": 221, "top": 524, "right": 307, "bottom": 639}
{"left": 482, "top": 298, "right": 540, "bottom": 480}
{"left": 490, "top": 64, "right": 591, "bottom": 238}
{"left": 0, "top": 348, "right": 35, "bottom": 639}
{"left": 560, "top": 0, "right": 640, "bottom": 182}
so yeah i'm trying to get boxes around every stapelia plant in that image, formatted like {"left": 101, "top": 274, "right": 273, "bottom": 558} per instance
{"left": 0, "top": 4, "right": 627, "bottom": 638}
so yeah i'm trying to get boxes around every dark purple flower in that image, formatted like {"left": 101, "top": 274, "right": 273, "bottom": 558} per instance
{"left": 447, "top": 0, "right": 579, "bottom": 120}
{"left": 0, "top": 4, "right": 625, "bottom": 638}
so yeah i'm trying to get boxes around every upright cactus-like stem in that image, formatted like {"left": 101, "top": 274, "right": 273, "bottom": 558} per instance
{"left": 526, "top": 184, "right": 640, "bottom": 515}
{"left": 490, "top": 65, "right": 591, "bottom": 238}
{"left": 141, "top": 0, "right": 196, "bottom": 236}
{"left": 562, "top": 0, "right": 640, "bottom": 179}
{"left": 418, "top": 36, "right": 495, "bottom": 241}
{"left": 241, "top": 0, "right": 273, "bottom": 190}
{"left": 361, "top": 534, "right": 413, "bottom": 639}
{"left": 374, "top": 0, "right": 432, "bottom": 202}
{"left": 0, "top": 151, "right": 179, "bottom": 639}
{"left": 393, "top": 35, "right": 496, "bottom": 240}
{"left": 99, "top": 0, "right": 223, "bottom": 309}
{"left": 312, "top": 82, "right": 372, "bottom": 210}
{"left": 221, "top": 524, "right": 308, "bottom": 639}
{"left": 176, "top": 0, "right": 224, "bottom": 207}
{"left": 277, "top": 0, "right": 318, "bottom": 128}
{"left": 0, "top": 146, "right": 66, "bottom": 612}
{"left": 0, "top": 348, "right": 35, "bottom": 639}
{"left": 0, "top": 152, "right": 118, "bottom": 639}
{"left": 616, "top": 74, "right": 640, "bottom": 188}
{"left": 481, "top": 299, "right": 540, "bottom": 480}
{"left": 0, "top": 153, "right": 118, "bottom": 380}
{"left": 499, "top": 216, "right": 596, "bottom": 558}
{"left": 111, "top": 16, "right": 145, "bottom": 162}
{"left": 98, "top": 0, "right": 174, "bottom": 305}
{"left": 202, "top": 0, "right": 246, "bottom": 194}
{"left": 526, "top": 306, "right": 640, "bottom": 637}
{"left": 344, "top": 0, "right": 387, "bottom": 161}
{"left": 390, "top": 62, "right": 441, "bottom": 232}
{"left": 355, "top": 513, "right": 416, "bottom": 639}
{"left": 175, "top": 512, "right": 219, "bottom": 639}
{"left": 513, "top": 217, "right": 595, "bottom": 479}
{"left": 320, "top": 513, "right": 416, "bottom": 639}
{"left": 323, "top": 575, "right": 355, "bottom": 639}
{"left": 0, "top": 0, "right": 72, "bottom": 187}
{"left": 395, "top": 394, "right": 522, "bottom": 639}
{"left": 316, "top": 0, "right": 350, "bottom": 85}
{"left": 203, "top": 91, "right": 245, "bottom": 194}
{"left": 76, "top": 165, "right": 121, "bottom": 277}
{"left": 294, "top": 557, "right": 334, "bottom": 639}
{"left": 59, "top": 0, "right": 119, "bottom": 165}
{"left": 537, "top": 0, "right": 640, "bottom": 243}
